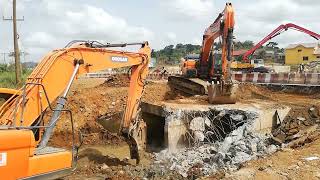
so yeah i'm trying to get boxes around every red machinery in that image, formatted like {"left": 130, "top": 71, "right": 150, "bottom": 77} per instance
{"left": 242, "top": 23, "right": 320, "bottom": 62}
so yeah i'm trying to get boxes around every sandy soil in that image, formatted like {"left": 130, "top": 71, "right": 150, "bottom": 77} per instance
{"left": 65, "top": 143, "right": 153, "bottom": 180}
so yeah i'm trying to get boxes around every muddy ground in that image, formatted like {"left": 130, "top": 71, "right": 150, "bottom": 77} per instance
{"left": 44, "top": 75, "right": 320, "bottom": 179}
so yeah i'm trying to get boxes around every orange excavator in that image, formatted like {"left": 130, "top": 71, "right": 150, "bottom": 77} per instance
{"left": 168, "top": 2, "right": 237, "bottom": 104}
{"left": 0, "top": 41, "right": 151, "bottom": 179}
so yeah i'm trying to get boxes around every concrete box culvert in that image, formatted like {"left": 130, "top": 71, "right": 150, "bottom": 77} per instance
{"left": 141, "top": 101, "right": 290, "bottom": 152}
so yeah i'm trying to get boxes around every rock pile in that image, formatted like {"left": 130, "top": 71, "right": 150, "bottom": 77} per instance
{"left": 272, "top": 106, "right": 320, "bottom": 146}
{"left": 154, "top": 109, "right": 278, "bottom": 178}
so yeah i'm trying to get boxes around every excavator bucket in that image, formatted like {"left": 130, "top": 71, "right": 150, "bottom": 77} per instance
{"left": 207, "top": 83, "right": 238, "bottom": 104}
{"left": 125, "top": 118, "right": 147, "bottom": 164}
{"left": 97, "top": 113, "right": 147, "bottom": 164}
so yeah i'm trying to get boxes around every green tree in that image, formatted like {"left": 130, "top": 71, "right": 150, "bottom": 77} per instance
{"left": 234, "top": 40, "right": 254, "bottom": 50}
{"left": 266, "top": 42, "right": 279, "bottom": 51}
{"left": 152, "top": 44, "right": 202, "bottom": 65}
{"left": 256, "top": 50, "right": 266, "bottom": 59}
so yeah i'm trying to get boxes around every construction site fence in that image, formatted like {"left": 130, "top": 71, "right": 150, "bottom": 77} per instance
{"left": 82, "top": 72, "right": 320, "bottom": 85}
{"left": 232, "top": 72, "right": 320, "bottom": 85}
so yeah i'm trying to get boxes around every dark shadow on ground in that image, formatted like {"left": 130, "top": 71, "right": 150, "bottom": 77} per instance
{"left": 78, "top": 148, "right": 129, "bottom": 166}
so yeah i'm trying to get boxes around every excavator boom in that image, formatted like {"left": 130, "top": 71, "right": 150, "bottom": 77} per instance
{"left": 199, "top": 3, "right": 234, "bottom": 78}
{"left": 0, "top": 41, "right": 151, "bottom": 179}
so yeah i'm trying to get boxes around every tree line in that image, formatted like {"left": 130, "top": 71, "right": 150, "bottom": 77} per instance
{"left": 151, "top": 44, "right": 202, "bottom": 65}
{"left": 151, "top": 40, "right": 284, "bottom": 64}
{"left": 151, "top": 41, "right": 256, "bottom": 64}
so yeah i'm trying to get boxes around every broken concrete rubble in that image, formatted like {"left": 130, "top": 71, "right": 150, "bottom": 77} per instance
{"left": 141, "top": 100, "right": 291, "bottom": 153}
{"left": 272, "top": 106, "right": 320, "bottom": 147}
{"left": 153, "top": 109, "right": 278, "bottom": 177}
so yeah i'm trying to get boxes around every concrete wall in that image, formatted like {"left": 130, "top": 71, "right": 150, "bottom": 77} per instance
{"left": 141, "top": 101, "right": 291, "bottom": 152}
{"left": 271, "top": 65, "right": 291, "bottom": 73}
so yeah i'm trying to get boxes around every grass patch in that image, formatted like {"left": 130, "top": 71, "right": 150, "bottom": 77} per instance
{"left": 0, "top": 70, "right": 32, "bottom": 89}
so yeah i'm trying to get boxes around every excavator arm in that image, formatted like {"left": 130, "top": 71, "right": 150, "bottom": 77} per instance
{"left": 199, "top": 2, "right": 234, "bottom": 79}
{"left": 168, "top": 3, "right": 237, "bottom": 104}
{"left": 0, "top": 41, "right": 150, "bottom": 179}
{"left": 242, "top": 23, "right": 320, "bottom": 62}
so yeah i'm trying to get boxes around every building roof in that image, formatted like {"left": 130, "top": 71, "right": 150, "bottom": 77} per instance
{"left": 233, "top": 49, "right": 248, "bottom": 56}
{"left": 286, "top": 43, "right": 319, "bottom": 49}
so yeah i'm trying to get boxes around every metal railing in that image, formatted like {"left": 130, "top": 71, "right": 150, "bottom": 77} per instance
{"left": 6, "top": 82, "right": 80, "bottom": 169}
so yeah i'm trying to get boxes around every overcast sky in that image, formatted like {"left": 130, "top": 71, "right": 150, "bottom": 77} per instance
{"left": 0, "top": 0, "right": 319, "bottom": 62}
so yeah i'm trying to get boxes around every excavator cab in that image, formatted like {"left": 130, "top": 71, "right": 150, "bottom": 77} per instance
{"left": 181, "top": 54, "right": 199, "bottom": 78}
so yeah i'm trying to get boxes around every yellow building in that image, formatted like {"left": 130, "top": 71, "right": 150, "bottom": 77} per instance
{"left": 285, "top": 43, "right": 320, "bottom": 65}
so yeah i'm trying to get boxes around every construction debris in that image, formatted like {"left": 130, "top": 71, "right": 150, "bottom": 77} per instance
{"left": 102, "top": 74, "right": 130, "bottom": 87}
{"left": 302, "top": 156, "right": 320, "bottom": 161}
{"left": 52, "top": 78, "right": 320, "bottom": 179}
{"left": 153, "top": 109, "right": 278, "bottom": 178}
{"left": 272, "top": 106, "right": 320, "bottom": 147}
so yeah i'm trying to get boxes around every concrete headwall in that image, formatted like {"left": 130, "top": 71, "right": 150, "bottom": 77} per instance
{"left": 141, "top": 101, "right": 291, "bottom": 152}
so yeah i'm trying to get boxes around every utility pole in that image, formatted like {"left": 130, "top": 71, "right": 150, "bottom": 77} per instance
{"left": 3, "top": 0, "right": 24, "bottom": 86}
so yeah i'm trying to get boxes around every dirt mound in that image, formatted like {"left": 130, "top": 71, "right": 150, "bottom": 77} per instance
{"left": 49, "top": 128, "right": 122, "bottom": 148}
{"left": 142, "top": 81, "right": 180, "bottom": 104}
{"left": 51, "top": 83, "right": 128, "bottom": 147}
{"left": 100, "top": 74, "right": 130, "bottom": 87}
{"left": 236, "top": 84, "right": 275, "bottom": 101}
{"left": 271, "top": 105, "right": 320, "bottom": 147}
{"left": 51, "top": 77, "right": 176, "bottom": 147}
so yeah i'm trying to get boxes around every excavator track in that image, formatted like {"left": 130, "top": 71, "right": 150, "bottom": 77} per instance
{"left": 168, "top": 75, "right": 237, "bottom": 104}
{"left": 168, "top": 76, "right": 207, "bottom": 95}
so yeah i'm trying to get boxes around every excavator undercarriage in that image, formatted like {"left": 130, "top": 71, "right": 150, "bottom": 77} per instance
{"left": 168, "top": 76, "right": 207, "bottom": 95}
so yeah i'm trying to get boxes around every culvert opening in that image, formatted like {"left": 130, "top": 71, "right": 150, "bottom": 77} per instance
{"left": 153, "top": 108, "right": 273, "bottom": 178}
{"left": 142, "top": 112, "right": 165, "bottom": 152}
{"left": 182, "top": 109, "right": 251, "bottom": 146}
{"left": 206, "top": 109, "right": 248, "bottom": 141}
